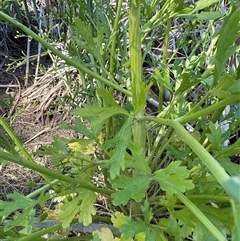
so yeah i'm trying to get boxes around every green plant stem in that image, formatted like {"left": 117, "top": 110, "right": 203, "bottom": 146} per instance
{"left": 139, "top": 116, "right": 230, "bottom": 190}
{"left": 0, "top": 149, "right": 112, "bottom": 197}
{"left": 18, "top": 223, "right": 63, "bottom": 241}
{"left": 184, "top": 92, "right": 211, "bottom": 117}
{"left": 129, "top": 0, "right": 146, "bottom": 150}
{"left": 176, "top": 190, "right": 226, "bottom": 241}
{"left": 159, "top": 16, "right": 171, "bottom": 112}
{"left": 175, "top": 94, "right": 240, "bottom": 124}
{"left": 104, "top": 0, "right": 124, "bottom": 151}
{"left": 199, "top": 107, "right": 225, "bottom": 145}
{"left": 0, "top": 116, "right": 33, "bottom": 162}
{"left": 147, "top": 194, "right": 230, "bottom": 203}
{"left": 26, "top": 179, "right": 60, "bottom": 199}
{"left": 149, "top": 127, "right": 174, "bottom": 169}
{"left": 0, "top": 11, "right": 131, "bottom": 97}
{"left": 187, "top": 195, "right": 230, "bottom": 202}
{"left": 0, "top": 116, "right": 53, "bottom": 185}
{"left": 109, "top": 0, "right": 123, "bottom": 76}
{"left": 141, "top": 0, "right": 172, "bottom": 36}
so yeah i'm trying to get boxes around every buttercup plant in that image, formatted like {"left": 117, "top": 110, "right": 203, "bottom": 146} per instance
{"left": 0, "top": 0, "right": 240, "bottom": 240}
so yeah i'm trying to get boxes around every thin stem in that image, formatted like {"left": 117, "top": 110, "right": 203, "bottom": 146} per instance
{"left": 187, "top": 195, "right": 230, "bottom": 202}
{"left": 175, "top": 94, "right": 239, "bottom": 124}
{"left": 0, "top": 116, "right": 33, "bottom": 163}
{"left": 176, "top": 190, "right": 226, "bottom": 241}
{"left": 0, "top": 116, "right": 53, "bottom": 185}
{"left": 159, "top": 16, "right": 171, "bottom": 112}
{"left": 109, "top": 0, "right": 123, "bottom": 77}
{"left": 0, "top": 149, "right": 112, "bottom": 196}
{"left": 18, "top": 223, "right": 63, "bottom": 241}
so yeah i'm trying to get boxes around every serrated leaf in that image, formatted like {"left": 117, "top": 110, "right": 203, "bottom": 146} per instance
{"left": 92, "top": 227, "right": 114, "bottom": 241}
{"left": 0, "top": 192, "right": 37, "bottom": 218}
{"left": 111, "top": 174, "right": 152, "bottom": 206}
{"left": 4, "top": 206, "right": 35, "bottom": 233}
{"left": 214, "top": 8, "right": 240, "bottom": 82}
{"left": 58, "top": 190, "right": 96, "bottom": 228}
{"left": 60, "top": 118, "right": 95, "bottom": 139}
{"left": 173, "top": 207, "right": 198, "bottom": 227}
{"left": 120, "top": 218, "right": 161, "bottom": 241}
{"left": 141, "top": 201, "right": 153, "bottom": 225}
{"left": 193, "top": 223, "right": 218, "bottom": 241}
{"left": 110, "top": 213, "right": 135, "bottom": 241}
{"left": 104, "top": 117, "right": 133, "bottom": 179}
{"left": 111, "top": 212, "right": 127, "bottom": 228}
{"left": 97, "top": 88, "right": 129, "bottom": 111}
{"left": 205, "top": 122, "right": 224, "bottom": 150}
{"left": 200, "top": 205, "right": 233, "bottom": 231}
{"left": 153, "top": 161, "right": 194, "bottom": 195}
{"left": 175, "top": 71, "right": 199, "bottom": 94}
{"left": 34, "top": 137, "right": 69, "bottom": 165}
{"left": 212, "top": 74, "right": 237, "bottom": 99}
{"left": 194, "top": 0, "right": 220, "bottom": 11}
{"left": 73, "top": 105, "right": 128, "bottom": 127}
{"left": 159, "top": 215, "right": 187, "bottom": 241}
{"left": 160, "top": 193, "right": 178, "bottom": 212}
{"left": 153, "top": 69, "right": 173, "bottom": 92}
{"left": 38, "top": 191, "right": 51, "bottom": 208}
{"left": 114, "top": 235, "right": 134, "bottom": 241}
{"left": 191, "top": 203, "right": 230, "bottom": 240}
{"left": 120, "top": 218, "right": 145, "bottom": 239}
{"left": 179, "top": 12, "right": 221, "bottom": 20}
{"left": 74, "top": 18, "right": 104, "bottom": 65}
{"left": 126, "top": 142, "right": 151, "bottom": 174}
{"left": 58, "top": 196, "right": 81, "bottom": 228}
{"left": 135, "top": 232, "right": 146, "bottom": 241}
{"left": 0, "top": 192, "right": 36, "bottom": 232}
{"left": 78, "top": 189, "right": 97, "bottom": 225}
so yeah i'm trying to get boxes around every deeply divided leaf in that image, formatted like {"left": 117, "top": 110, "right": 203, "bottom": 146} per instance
{"left": 153, "top": 161, "right": 194, "bottom": 195}
{"left": 58, "top": 190, "right": 96, "bottom": 228}
{"left": 104, "top": 117, "right": 133, "bottom": 179}
{"left": 111, "top": 174, "right": 152, "bottom": 206}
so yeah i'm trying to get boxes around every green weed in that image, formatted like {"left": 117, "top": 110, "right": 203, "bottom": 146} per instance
{"left": 0, "top": 0, "right": 240, "bottom": 240}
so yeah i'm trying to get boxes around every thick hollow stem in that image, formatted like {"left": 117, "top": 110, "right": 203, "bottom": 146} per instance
{"left": 129, "top": 0, "right": 146, "bottom": 149}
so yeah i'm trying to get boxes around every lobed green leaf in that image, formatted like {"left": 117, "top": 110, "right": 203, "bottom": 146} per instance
{"left": 104, "top": 117, "right": 133, "bottom": 179}
{"left": 111, "top": 174, "right": 152, "bottom": 206}
{"left": 153, "top": 161, "right": 194, "bottom": 195}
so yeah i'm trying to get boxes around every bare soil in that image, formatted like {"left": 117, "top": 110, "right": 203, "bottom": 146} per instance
{"left": 0, "top": 34, "right": 77, "bottom": 201}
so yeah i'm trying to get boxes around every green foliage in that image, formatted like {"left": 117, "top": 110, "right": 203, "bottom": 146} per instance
{"left": 0, "top": 192, "right": 36, "bottom": 232}
{"left": 0, "top": 0, "right": 240, "bottom": 240}
{"left": 153, "top": 161, "right": 194, "bottom": 194}
{"left": 58, "top": 190, "right": 97, "bottom": 228}
{"left": 104, "top": 117, "right": 133, "bottom": 179}
{"left": 111, "top": 175, "right": 152, "bottom": 205}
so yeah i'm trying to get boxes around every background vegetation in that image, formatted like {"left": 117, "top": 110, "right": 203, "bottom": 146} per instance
{"left": 0, "top": 0, "right": 240, "bottom": 240}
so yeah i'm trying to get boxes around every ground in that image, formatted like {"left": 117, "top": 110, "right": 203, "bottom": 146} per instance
{"left": 0, "top": 32, "right": 77, "bottom": 200}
